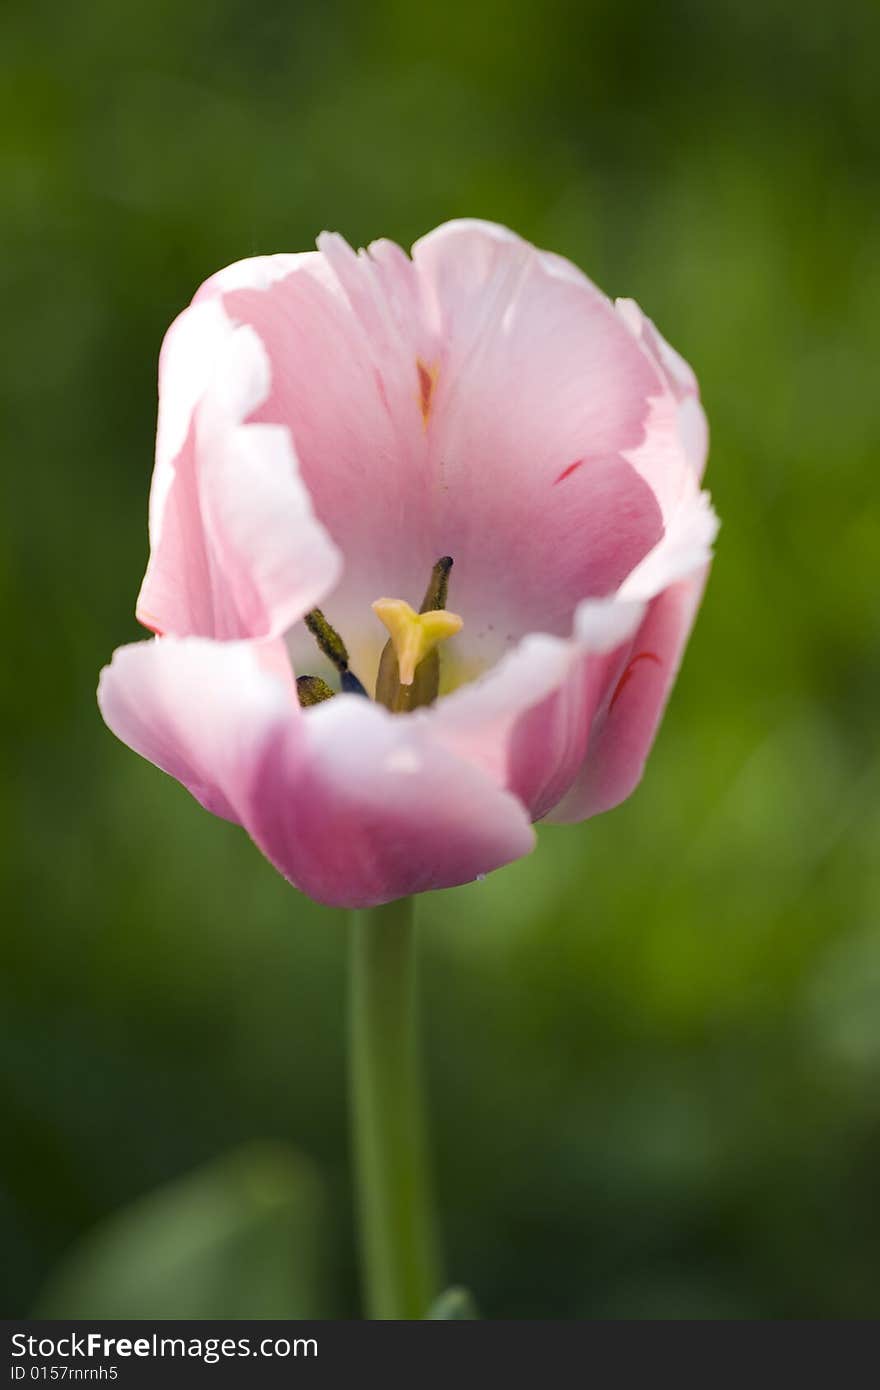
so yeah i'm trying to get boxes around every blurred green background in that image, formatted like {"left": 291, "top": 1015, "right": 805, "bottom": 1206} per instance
{"left": 3, "top": 0, "right": 879, "bottom": 1320}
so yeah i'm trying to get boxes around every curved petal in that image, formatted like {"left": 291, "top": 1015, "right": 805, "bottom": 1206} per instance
{"left": 250, "top": 695, "right": 535, "bottom": 908}
{"left": 620, "top": 487, "right": 718, "bottom": 602}
{"left": 192, "top": 252, "right": 322, "bottom": 302}
{"left": 612, "top": 292, "right": 717, "bottom": 627}
{"left": 137, "top": 308, "right": 340, "bottom": 641}
{"left": 430, "top": 507, "right": 715, "bottom": 828}
{"left": 432, "top": 598, "right": 645, "bottom": 821}
{"left": 97, "top": 637, "right": 294, "bottom": 823}
{"left": 98, "top": 638, "right": 535, "bottom": 908}
{"left": 215, "top": 240, "right": 436, "bottom": 650}
{"left": 548, "top": 568, "right": 710, "bottom": 822}
{"left": 616, "top": 296, "right": 710, "bottom": 492}
{"left": 410, "top": 220, "right": 668, "bottom": 653}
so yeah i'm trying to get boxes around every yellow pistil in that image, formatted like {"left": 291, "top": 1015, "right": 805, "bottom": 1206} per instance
{"left": 371, "top": 598, "right": 463, "bottom": 686}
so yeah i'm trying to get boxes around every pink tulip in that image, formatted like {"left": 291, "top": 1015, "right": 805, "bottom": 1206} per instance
{"left": 98, "top": 220, "right": 717, "bottom": 908}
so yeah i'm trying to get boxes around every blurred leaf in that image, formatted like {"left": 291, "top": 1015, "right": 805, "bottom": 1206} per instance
{"left": 427, "top": 1286, "right": 480, "bottom": 1319}
{"left": 34, "top": 1143, "right": 328, "bottom": 1319}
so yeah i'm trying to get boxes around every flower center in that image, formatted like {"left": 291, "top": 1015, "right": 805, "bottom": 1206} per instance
{"left": 297, "top": 557, "right": 463, "bottom": 714}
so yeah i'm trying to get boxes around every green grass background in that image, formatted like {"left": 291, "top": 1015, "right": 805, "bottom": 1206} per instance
{"left": 3, "top": 0, "right": 879, "bottom": 1318}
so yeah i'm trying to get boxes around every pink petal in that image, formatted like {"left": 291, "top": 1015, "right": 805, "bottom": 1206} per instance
{"left": 620, "top": 488, "right": 718, "bottom": 601}
{"left": 409, "top": 221, "right": 667, "bottom": 653}
{"left": 617, "top": 296, "right": 710, "bottom": 488}
{"left": 430, "top": 489, "right": 715, "bottom": 827}
{"left": 610, "top": 299, "right": 718, "bottom": 607}
{"left": 192, "top": 252, "right": 320, "bottom": 302}
{"left": 432, "top": 599, "right": 645, "bottom": 821}
{"left": 250, "top": 695, "right": 535, "bottom": 907}
{"left": 97, "top": 637, "right": 294, "bottom": 823}
{"left": 548, "top": 569, "right": 710, "bottom": 822}
{"left": 215, "top": 241, "right": 437, "bottom": 655}
{"left": 98, "top": 638, "right": 535, "bottom": 908}
{"left": 137, "top": 309, "right": 340, "bottom": 641}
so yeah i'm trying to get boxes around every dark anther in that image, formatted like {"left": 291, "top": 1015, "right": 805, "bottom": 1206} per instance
{"left": 303, "top": 607, "right": 368, "bottom": 697}
{"left": 419, "top": 556, "right": 453, "bottom": 614}
{"left": 304, "top": 609, "right": 350, "bottom": 670}
{"left": 296, "top": 674, "right": 336, "bottom": 707}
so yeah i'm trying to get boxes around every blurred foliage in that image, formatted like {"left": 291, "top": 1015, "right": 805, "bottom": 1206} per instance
{"left": 35, "top": 1143, "right": 327, "bottom": 1319}
{"left": 2, "top": 0, "right": 879, "bottom": 1319}
{"left": 428, "top": 1287, "right": 480, "bottom": 1320}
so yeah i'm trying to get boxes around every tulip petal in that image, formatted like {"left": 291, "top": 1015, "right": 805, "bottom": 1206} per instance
{"left": 548, "top": 569, "right": 710, "bottom": 822}
{"left": 97, "top": 637, "right": 294, "bottom": 823}
{"left": 250, "top": 695, "right": 536, "bottom": 908}
{"left": 432, "top": 598, "right": 645, "bottom": 821}
{"left": 98, "top": 638, "right": 535, "bottom": 908}
{"left": 431, "top": 479, "right": 715, "bottom": 829}
{"left": 214, "top": 243, "right": 436, "bottom": 654}
{"left": 409, "top": 220, "right": 669, "bottom": 653}
{"left": 617, "top": 296, "right": 709, "bottom": 476}
{"left": 137, "top": 307, "right": 341, "bottom": 641}
{"left": 614, "top": 297, "right": 710, "bottom": 542}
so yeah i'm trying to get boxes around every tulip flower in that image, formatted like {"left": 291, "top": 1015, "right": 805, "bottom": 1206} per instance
{"left": 98, "top": 219, "right": 716, "bottom": 909}
{"left": 97, "top": 220, "right": 717, "bottom": 1318}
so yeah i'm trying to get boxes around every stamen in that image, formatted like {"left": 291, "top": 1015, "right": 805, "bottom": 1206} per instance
{"left": 418, "top": 555, "right": 453, "bottom": 614}
{"left": 304, "top": 608, "right": 350, "bottom": 671}
{"left": 303, "top": 607, "right": 368, "bottom": 697}
{"left": 296, "top": 674, "right": 335, "bottom": 706}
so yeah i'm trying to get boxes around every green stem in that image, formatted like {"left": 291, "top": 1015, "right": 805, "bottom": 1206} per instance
{"left": 349, "top": 896, "right": 441, "bottom": 1319}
